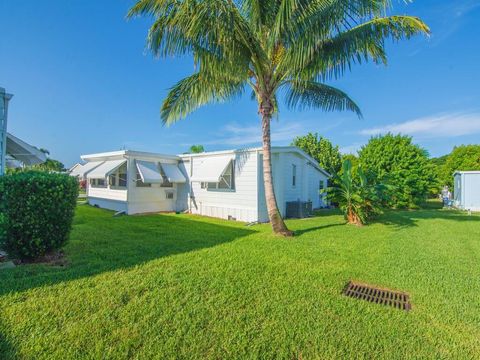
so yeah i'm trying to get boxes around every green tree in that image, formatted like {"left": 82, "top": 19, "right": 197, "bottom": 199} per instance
{"left": 327, "top": 160, "right": 383, "bottom": 226}
{"left": 129, "top": 0, "right": 429, "bottom": 235}
{"left": 32, "top": 159, "right": 65, "bottom": 172}
{"left": 292, "top": 133, "right": 341, "bottom": 175}
{"left": 358, "top": 133, "right": 435, "bottom": 208}
{"left": 441, "top": 145, "right": 480, "bottom": 188}
{"left": 188, "top": 145, "right": 205, "bottom": 154}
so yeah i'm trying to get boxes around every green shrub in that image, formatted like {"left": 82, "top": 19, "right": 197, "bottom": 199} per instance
{"left": 327, "top": 160, "right": 385, "bottom": 226}
{"left": 0, "top": 171, "right": 78, "bottom": 260}
{"left": 358, "top": 133, "right": 436, "bottom": 208}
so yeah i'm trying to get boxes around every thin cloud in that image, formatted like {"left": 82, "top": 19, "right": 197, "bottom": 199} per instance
{"left": 360, "top": 112, "right": 480, "bottom": 138}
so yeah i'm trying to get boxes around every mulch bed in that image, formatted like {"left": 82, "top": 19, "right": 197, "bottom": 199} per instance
{"left": 13, "top": 250, "right": 68, "bottom": 267}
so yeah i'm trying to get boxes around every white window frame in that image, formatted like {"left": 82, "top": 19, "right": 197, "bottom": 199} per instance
{"left": 136, "top": 170, "right": 151, "bottom": 187}
{"left": 108, "top": 163, "right": 127, "bottom": 189}
{"left": 90, "top": 178, "right": 106, "bottom": 188}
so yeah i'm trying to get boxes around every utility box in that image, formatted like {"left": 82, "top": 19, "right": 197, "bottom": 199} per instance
{"left": 285, "top": 200, "right": 313, "bottom": 218}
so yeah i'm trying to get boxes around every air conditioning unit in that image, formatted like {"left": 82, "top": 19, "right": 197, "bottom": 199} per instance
{"left": 285, "top": 200, "right": 313, "bottom": 218}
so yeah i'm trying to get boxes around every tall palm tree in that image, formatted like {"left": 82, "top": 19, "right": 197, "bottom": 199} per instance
{"left": 128, "top": 0, "right": 429, "bottom": 236}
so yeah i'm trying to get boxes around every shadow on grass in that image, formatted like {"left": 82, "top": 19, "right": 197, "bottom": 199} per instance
{"left": 376, "top": 208, "right": 478, "bottom": 229}
{"left": 0, "top": 330, "right": 16, "bottom": 360}
{"left": 294, "top": 223, "right": 345, "bottom": 236}
{"left": 0, "top": 205, "right": 255, "bottom": 297}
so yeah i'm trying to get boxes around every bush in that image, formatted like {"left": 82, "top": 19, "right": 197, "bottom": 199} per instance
{"left": 358, "top": 133, "right": 436, "bottom": 208}
{"left": 327, "top": 160, "right": 384, "bottom": 226}
{"left": 0, "top": 171, "right": 78, "bottom": 260}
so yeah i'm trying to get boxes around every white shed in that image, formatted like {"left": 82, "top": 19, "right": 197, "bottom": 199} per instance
{"left": 453, "top": 171, "right": 480, "bottom": 212}
{"left": 75, "top": 146, "right": 329, "bottom": 222}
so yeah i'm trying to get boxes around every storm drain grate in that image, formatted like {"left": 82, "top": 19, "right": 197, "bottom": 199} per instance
{"left": 343, "top": 281, "right": 411, "bottom": 311}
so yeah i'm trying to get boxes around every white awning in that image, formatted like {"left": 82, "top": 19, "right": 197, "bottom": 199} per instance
{"left": 6, "top": 133, "right": 47, "bottom": 166}
{"left": 136, "top": 160, "right": 163, "bottom": 184}
{"left": 190, "top": 156, "right": 233, "bottom": 182}
{"left": 87, "top": 159, "right": 126, "bottom": 179}
{"left": 70, "top": 161, "right": 104, "bottom": 178}
{"left": 160, "top": 163, "right": 186, "bottom": 183}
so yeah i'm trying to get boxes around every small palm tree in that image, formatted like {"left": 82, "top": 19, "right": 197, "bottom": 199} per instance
{"left": 327, "top": 160, "right": 383, "bottom": 225}
{"left": 128, "top": 0, "right": 429, "bottom": 236}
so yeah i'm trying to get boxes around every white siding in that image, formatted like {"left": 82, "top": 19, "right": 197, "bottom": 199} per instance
{"left": 454, "top": 172, "right": 480, "bottom": 212}
{"left": 463, "top": 173, "right": 480, "bottom": 211}
{"left": 88, "top": 197, "right": 128, "bottom": 213}
{"left": 186, "top": 150, "right": 259, "bottom": 222}
{"left": 257, "top": 152, "right": 328, "bottom": 221}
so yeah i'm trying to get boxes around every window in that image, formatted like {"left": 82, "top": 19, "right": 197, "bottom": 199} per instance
{"left": 201, "top": 161, "right": 235, "bottom": 191}
{"left": 108, "top": 163, "right": 127, "bottom": 189}
{"left": 165, "top": 191, "right": 174, "bottom": 199}
{"left": 90, "top": 178, "right": 106, "bottom": 188}
{"left": 319, "top": 180, "right": 325, "bottom": 191}
{"left": 292, "top": 164, "right": 297, "bottom": 187}
{"left": 159, "top": 165, "right": 173, "bottom": 188}
{"left": 136, "top": 171, "right": 151, "bottom": 187}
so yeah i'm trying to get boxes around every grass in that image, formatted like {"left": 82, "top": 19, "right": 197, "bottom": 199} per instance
{"left": 1, "top": 204, "right": 479, "bottom": 359}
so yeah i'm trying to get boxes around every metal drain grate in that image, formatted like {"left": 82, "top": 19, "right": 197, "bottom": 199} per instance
{"left": 343, "top": 281, "right": 412, "bottom": 311}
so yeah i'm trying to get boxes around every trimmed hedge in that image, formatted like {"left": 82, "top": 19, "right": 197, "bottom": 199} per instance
{"left": 0, "top": 171, "right": 78, "bottom": 259}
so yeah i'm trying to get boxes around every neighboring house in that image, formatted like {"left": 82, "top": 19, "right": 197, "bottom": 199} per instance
{"left": 453, "top": 171, "right": 480, "bottom": 212}
{"left": 0, "top": 88, "right": 47, "bottom": 174}
{"left": 72, "top": 146, "right": 329, "bottom": 222}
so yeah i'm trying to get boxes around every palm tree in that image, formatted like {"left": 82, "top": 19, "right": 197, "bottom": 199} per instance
{"left": 128, "top": 0, "right": 429, "bottom": 236}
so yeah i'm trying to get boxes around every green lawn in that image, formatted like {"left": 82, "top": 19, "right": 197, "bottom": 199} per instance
{"left": 1, "top": 204, "right": 479, "bottom": 359}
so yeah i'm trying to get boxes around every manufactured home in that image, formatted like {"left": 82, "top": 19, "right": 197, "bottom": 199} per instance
{"left": 71, "top": 146, "right": 330, "bottom": 222}
{"left": 453, "top": 171, "right": 480, "bottom": 212}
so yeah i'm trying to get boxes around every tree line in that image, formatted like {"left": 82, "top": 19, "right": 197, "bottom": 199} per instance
{"left": 293, "top": 132, "right": 480, "bottom": 225}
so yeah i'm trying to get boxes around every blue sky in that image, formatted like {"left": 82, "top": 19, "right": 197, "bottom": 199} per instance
{"left": 1, "top": 0, "right": 479, "bottom": 167}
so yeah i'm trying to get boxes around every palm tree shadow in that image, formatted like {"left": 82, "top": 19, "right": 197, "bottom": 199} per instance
{"left": 0, "top": 205, "right": 255, "bottom": 297}
{"left": 294, "top": 222, "right": 345, "bottom": 236}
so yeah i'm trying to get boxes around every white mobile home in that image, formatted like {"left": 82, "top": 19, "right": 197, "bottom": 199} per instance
{"left": 73, "top": 146, "right": 329, "bottom": 222}
{"left": 453, "top": 171, "right": 480, "bottom": 212}
{"left": 73, "top": 150, "right": 186, "bottom": 214}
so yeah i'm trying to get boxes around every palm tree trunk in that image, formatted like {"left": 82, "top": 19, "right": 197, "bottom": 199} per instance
{"left": 261, "top": 108, "right": 293, "bottom": 236}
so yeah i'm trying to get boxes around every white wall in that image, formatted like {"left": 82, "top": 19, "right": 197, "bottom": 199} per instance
{"left": 185, "top": 150, "right": 259, "bottom": 222}
{"left": 257, "top": 152, "right": 328, "bottom": 222}
{"left": 88, "top": 197, "right": 128, "bottom": 213}
{"left": 463, "top": 173, "right": 480, "bottom": 211}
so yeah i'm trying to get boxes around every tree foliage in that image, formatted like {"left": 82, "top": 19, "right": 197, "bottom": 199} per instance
{"left": 439, "top": 145, "right": 480, "bottom": 188}
{"left": 129, "top": 0, "right": 428, "bottom": 124}
{"left": 327, "top": 160, "right": 383, "bottom": 225}
{"left": 358, "top": 133, "right": 435, "bottom": 208}
{"left": 292, "top": 133, "right": 341, "bottom": 175}
{"left": 187, "top": 145, "right": 205, "bottom": 154}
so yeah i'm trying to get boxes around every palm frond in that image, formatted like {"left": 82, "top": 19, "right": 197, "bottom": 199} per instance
{"left": 161, "top": 73, "right": 245, "bottom": 125}
{"left": 280, "top": 15, "right": 429, "bottom": 81}
{"left": 284, "top": 81, "right": 362, "bottom": 117}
